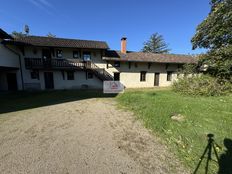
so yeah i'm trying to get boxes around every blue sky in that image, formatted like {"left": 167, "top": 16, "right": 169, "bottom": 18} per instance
{"left": 0, "top": 0, "right": 210, "bottom": 54}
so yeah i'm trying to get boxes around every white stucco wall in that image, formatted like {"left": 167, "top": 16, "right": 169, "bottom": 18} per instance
{"left": 0, "top": 41, "right": 20, "bottom": 68}
{"left": 21, "top": 46, "right": 181, "bottom": 90}
{"left": 102, "top": 61, "right": 179, "bottom": 88}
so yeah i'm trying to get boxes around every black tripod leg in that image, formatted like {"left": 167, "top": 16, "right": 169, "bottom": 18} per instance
{"left": 205, "top": 155, "right": 210, "bottom": 174}
{"left": 193, "top": 144, "right": 209, "bottom": 174}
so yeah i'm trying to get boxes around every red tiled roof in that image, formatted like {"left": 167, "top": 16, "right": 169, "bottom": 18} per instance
{"left": 5, "top": 36, "right": 109, "bottom": 49}
{"left": 103, "top": 50, "right": 197, "bottom": 64}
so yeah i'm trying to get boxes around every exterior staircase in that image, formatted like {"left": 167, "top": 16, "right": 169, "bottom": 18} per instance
{"left": 85, "top": 62, "right": 113, "bottom": 81}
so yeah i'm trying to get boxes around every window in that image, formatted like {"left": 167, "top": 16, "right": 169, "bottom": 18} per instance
{"left": 114, "top": 61, "right": 120, "bottom": 67}
{"left": 167, "top": 71, "right": 173, "bottom": 81}
{"left": 73, "top": 51, "right": 79, "bottom": 58}
{"left": 87, "top": 72, "right": 93, "bottom": 79}
{"left": 140, "top": 71, "right": 146, "bottom": 82}
{"left": 30, "top": 70, "right": 39, "bottom": 80}
{"left": 67, "top": 71, "right": 74, "bottom": 80}
{"left": 83, "top": 52, "right": 91, "bottom": 61}
{"left": 114, "top": 72, "right": 120, "bottom": 81}
{"left": 56, "top": 50, "right": 63, "bottom": 58}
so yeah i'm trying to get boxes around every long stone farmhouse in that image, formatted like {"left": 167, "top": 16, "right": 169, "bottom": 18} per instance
{"left": 0, "top": 28, "right": 196, "bottom": 91}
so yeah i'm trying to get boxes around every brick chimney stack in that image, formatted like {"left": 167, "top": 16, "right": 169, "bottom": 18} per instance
{"left": 121, "top": 37, "right": 127, "bottom": 54}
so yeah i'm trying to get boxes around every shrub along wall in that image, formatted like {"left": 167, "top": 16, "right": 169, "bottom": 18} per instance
{"left": 172, "top": 75, "right": 232, "bottom": 96}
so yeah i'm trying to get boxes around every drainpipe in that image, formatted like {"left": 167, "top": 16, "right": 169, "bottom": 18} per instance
{"left": 3, "top": 45, "right": 25, "bottom": 90}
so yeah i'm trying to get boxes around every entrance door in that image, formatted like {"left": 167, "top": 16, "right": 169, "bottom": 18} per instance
{"left": 7, "top": 73, "right": 18, "bottom": 90}
{"left": 44, "top": 72, "right": 54, "bottom": 89}
{"left": 114, "top": 72, "right": 120, "bottom": 81}
{"left": 154, "top": 73, "right": 160, "bottom": 86}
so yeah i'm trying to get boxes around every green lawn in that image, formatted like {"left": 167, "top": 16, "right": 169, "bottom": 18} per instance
{"left": 117, "top": 89, "right": 232, "bottom": 173}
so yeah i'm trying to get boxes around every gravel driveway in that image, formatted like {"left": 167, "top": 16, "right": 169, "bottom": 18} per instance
{"left": 0, "top": 98, "right": 188, "bottom": 174}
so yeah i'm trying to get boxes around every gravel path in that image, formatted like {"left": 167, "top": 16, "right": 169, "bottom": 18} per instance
{"left": 0, "top": 98, "right": 188, "bottom": 174}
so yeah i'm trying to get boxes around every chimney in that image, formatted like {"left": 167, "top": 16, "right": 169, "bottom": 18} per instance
{"left": 121, "top": 37, "right": 127, "bottom": 54}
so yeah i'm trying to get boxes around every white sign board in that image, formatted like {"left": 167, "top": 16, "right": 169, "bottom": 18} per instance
{"left": 103, "top": 81, "right": 124, "bottom": 93}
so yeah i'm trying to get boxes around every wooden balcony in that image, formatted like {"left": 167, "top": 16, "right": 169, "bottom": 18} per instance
{"left": 24, "top": 58, "right": 85, "bottom": 70}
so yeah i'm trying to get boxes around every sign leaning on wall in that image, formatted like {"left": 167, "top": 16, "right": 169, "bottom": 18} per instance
{"left": 103, "top": 81, "right": 124, "bottom": 93}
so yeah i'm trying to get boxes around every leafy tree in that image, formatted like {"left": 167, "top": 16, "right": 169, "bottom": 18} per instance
{"left": 47, "top": 32, "right": 56, "bottom": 38}
{"left": 191, "top": 0, "right": 232, "bottom": 81}
{"left": 142, "top": 33, "right": 170, "bottom": 53}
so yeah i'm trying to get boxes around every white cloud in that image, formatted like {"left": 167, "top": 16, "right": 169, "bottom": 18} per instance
{"left": 26, "top": 0, "right": 54, "bottom": 15}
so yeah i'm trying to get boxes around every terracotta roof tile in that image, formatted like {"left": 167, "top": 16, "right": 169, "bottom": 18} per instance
{"left": 7, "top": 36, "right": 109, "bottom": 49}
{"left": 103, "top": 50, "right": 197, "bottom": 64}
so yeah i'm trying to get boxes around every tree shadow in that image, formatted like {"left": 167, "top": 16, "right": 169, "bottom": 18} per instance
{"left": 0, "top": 90, "right": 117, "bottom": 114}
{"left": 218, "top": 138, "right": 232, "bottom": 174}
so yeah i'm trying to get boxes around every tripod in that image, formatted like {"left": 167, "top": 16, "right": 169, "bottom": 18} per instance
{"left": 193, "top": 134, "right": 220, "bottom": 174}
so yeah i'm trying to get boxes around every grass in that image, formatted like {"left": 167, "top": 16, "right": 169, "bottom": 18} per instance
{"left": 117, "top": 89, "right": 232, "bottom": 173}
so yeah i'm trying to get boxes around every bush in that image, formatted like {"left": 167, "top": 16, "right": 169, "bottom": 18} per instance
{"left": 172, "top": 75, "right": 232, "bottom": 96}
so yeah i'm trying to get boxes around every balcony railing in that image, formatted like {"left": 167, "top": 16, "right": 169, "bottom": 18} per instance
{"left": 24, "top": 58, "right": 114, "bottom": 81}
{"left": 25, "top": 58, "right": 85, "bottom": 70}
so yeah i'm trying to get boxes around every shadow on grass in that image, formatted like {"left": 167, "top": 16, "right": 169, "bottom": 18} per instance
{"left": 218, "top": 138, "right": 232, "bottom": 174}
{"left": 0, "top": 90, "right": 117, "bottom": 114}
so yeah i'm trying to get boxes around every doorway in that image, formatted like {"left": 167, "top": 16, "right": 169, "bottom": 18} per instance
{"left": 42, "top": 49, "right": 51, "bottom": 59}
{"left": 44, "top": 72, "right": 54, "bottom": 89}
{"left": 154, "top": 73, "right": 160, "bottom": 86}
{"left": 6, "top": 73, "right": 18, "bottom": 91}
{"left": 42, "top": 49, "right": 52, "bottom": 67}
{"left": 114, "top": 72, "right": 120, "bottom": 81}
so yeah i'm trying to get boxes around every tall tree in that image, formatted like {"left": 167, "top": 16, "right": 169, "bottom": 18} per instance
{"left": 142, "top": 33, "right": 170, "bottom": 53}
{"left": 191, "top": 0, "right": 232, "bottom": 80}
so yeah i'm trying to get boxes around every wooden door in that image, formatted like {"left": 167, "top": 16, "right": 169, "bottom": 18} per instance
{"left": 154, "top": 73, "right": 160, "bottom": 86}
{"left": 44, "top": 72, "right": 54, "bottom": 89}
{"left": 7, "top": 73, "right": 18, "bottom": 91}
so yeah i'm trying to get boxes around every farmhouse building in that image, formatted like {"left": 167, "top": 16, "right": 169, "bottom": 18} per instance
{"left": 0, "top": 28, "right": 196, "bottom": 90}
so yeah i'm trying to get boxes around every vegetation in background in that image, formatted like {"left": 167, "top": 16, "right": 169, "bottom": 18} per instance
{"left": 141, "top": 32, "right": 170, "bottom": 54}
{"left": 174, "top": 0, "right": 232, "bottom": 96}
{"left": 191, "top": 0, "right": 232, "bottom": 81}
{"left": 47, "top": 32, "right": 56, "bottom": 38}
{"left": 173, "top": 75, "right": 232, "bottom": 96}
{"left": 117, "top": 89, "right": 232, "bottom": 173}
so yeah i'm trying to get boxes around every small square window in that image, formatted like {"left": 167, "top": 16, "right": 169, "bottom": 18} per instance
{"left": 140, "top": 71, "right": 146, "bottom": 81}
{"left": 30, "top": 70, "right": 39, "bottom": 80}
{"left": 67, "top": 71, "right": 74, "bottom": 80}
{"left": 114, "top": 61, "right": 120, "bottom": 67}
{"left": 73, "top": 51, "right": 79, "bottom": 58}
{"left": 167, "top": 71, "right": 173, "bottom": 81}
{"left": 87, "top": 72, "right": 93, "bottom": 79}
{"left": 56, "top": 50, "right": 63, "bottom": 58}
